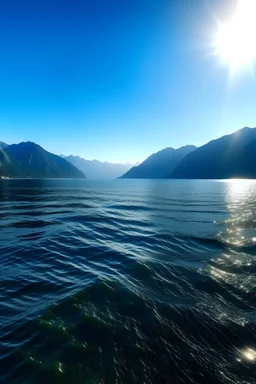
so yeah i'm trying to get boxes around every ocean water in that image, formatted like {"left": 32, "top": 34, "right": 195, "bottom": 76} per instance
{"left": 0, "top": 179, "right": 256, "bottom": 384}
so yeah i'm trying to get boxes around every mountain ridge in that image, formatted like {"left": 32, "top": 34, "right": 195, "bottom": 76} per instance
{"left": 64, "top": 154, "right": 135, "bottom": 179}
{"left": 0, "top": 141, "right": 85, "bottom": 178}
{"left": 2, "top": 126, "right": 256, "bottom": 180}
{"left": 120, "top": 145, "right": 197, "bottom": 179}
{"left": 170, "top": 127, "right": 256, "bottom": 179}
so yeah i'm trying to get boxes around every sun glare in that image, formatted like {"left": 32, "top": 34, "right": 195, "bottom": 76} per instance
{"left": 215, "top": 0, "right": 256, "bottom": 72}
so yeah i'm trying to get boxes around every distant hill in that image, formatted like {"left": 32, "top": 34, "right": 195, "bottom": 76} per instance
{"left": 0, "top": 142, "right": 85, "bottom": 178}
{"left": 170, "top": 127, "right": 256, "bottom": 179}
{"left": 64, "top": 155, "right": 134, "bottom": 179}
{"left": 120, "top": 146, "right": 197, "bottom": 179}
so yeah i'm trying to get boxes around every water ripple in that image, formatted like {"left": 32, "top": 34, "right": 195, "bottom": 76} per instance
{"left": 0, "top": 179, "right": 256, "bottom": 383}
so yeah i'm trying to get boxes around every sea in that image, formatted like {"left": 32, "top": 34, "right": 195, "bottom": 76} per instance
{"left": 0, "top": 178, "right": 256, "bottom": 384}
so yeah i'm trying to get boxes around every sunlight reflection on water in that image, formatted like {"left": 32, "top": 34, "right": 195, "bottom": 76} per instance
{"left": 209, "top": 180, "right": 256, "bottom": 307}
{"left": 241, "top": 347, "right": 256, "bottom": 362}
{"left": 218, "top": 180, "right": 256, "bottom": 246}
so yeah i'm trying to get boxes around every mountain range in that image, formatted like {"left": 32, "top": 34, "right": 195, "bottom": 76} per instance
{"left": 62, "top": 155, "right": 135, "bottom": 180}
{"left": 121, "top": 127, "right": 256, "bottom": 179}
{"left": 1, "top": 127, "right": 256, "bottom": 179}
{"left": 121, "top": 145, "right": 197, "bottom": 178}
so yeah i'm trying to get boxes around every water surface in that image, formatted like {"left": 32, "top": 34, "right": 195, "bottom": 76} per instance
{"left": 0, "top": 179, "right": 256, "bottom": 383}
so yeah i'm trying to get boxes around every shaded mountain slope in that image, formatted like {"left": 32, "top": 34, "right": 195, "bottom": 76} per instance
{"left": 120, "top": 145, "right": 197, "bottom": 179}
{"left": 170, "top": 128, "right": 256, "bottom": 179}
{"left": 0, "top": 142, "right": 85, "bottom": 178}
{"left": 0, "top": 147, "right": 26, "bottom": 177}
{"left": 0, "top": 141, "right": 8, "bottom": 149}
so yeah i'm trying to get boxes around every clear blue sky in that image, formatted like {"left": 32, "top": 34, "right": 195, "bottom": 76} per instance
{"left": 0, "top": 0, "right": 255, "bottom": 162}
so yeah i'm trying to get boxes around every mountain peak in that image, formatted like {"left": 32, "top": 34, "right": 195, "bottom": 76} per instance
{"left": 17, "top": 141, "right": 42, "bottom": 149}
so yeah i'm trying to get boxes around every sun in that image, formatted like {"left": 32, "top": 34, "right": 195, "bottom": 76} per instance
{"left": 215, "top": 0, "right": 256, "bottom": 72}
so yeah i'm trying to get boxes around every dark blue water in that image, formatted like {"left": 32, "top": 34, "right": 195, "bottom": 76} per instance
{"left": 1, "top": 179, "right": 256, "bottom": 384}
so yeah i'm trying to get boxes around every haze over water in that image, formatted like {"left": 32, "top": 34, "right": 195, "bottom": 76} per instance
{"left": 1, "top": 179, "right": 256, "bottom": 384}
